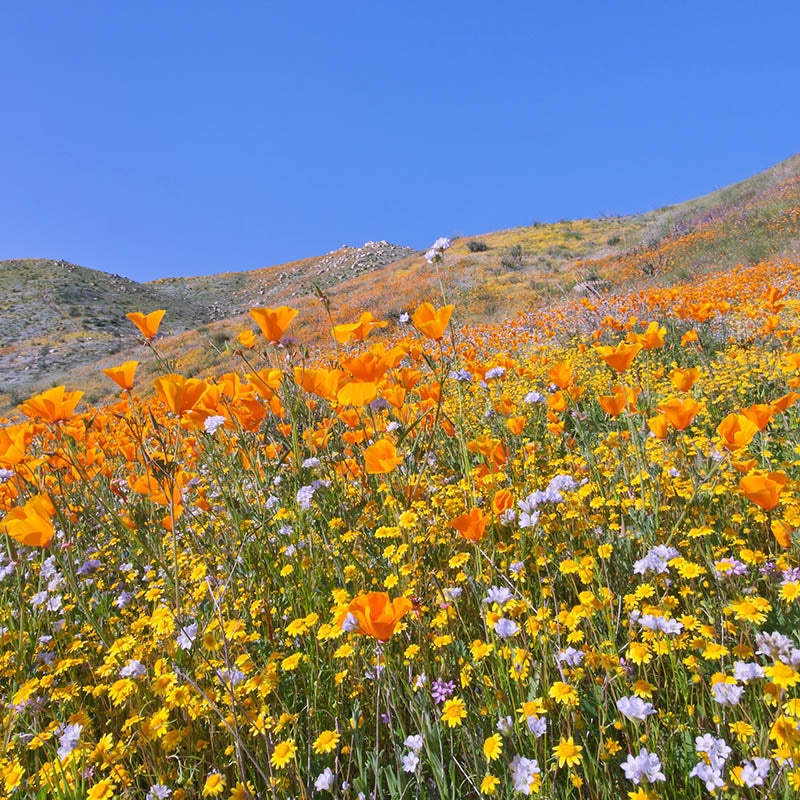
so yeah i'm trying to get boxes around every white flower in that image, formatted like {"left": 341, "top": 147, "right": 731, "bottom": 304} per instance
{"left": 733, "top": 661, "right": 764, "bottom": 682}
{"left": 621, "top": 748, "right": 665, "bottom": 784}
{"left": 712, "top": 682, "right": 744, "bottom": 706}
{"left": 484, "top": 586, "right": 513, "bottom": 606}
{"left": 689, "top": 761, "right": 724, "bottom": 792}
{"left": 315, "top": 766, "right": 335, "bottom": 792}
{"left": 203, "top": 415, "right": 226, "bottom": 434}
{"left": 740, "top": 757, "right": 770, "bottom": 788}
{"left": 57, "top": 723, "right": 83, "bottom": 760}
{"left": 120, "top": 659, "right": 146, "bottom": 678}
{"left": 616, "top": 695, "right": 656, "bottom": 722}
{"left": 496, "top": 715, "right": 514, "bottom": 735}
{"left": 509, "top": 756, "right": 540, "bottom": 795}
{"left": 401, "top": 751, "right": 420, "bottom": 773}
{"left": 526, "top": 716, "right": 547, "bottom": 738}
{"left": 146, "top": 785, "right": 172, "bottom": 800}
{"left": 341, "top": 612, "right": 359, "bottom": 633}
{"left": 177, "top": 622, "right": 198, "bottom": 650}
{"left": 494, "top": 618, "right": 518, "bottom": 639}
{"left": 404, "top": 734, "right": 424, "bottom": 752}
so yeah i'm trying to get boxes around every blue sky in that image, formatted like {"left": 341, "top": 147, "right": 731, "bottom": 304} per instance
{"left": 2, "top": 1, "right": 798, "bottom": 282}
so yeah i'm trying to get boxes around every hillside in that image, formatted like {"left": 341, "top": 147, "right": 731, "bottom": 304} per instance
{"left": 1, "top": 153, "right": 799, "bottom": 413}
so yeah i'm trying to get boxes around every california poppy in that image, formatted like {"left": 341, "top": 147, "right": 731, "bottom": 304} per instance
{"left": 346, "top": 592, "right": 413, "bottom": 641}
{"left": 0, "top": 494, "right": 56, "bottom": 547}
{"left": 364, "top": 439, "right": 403, "bottom": 474}
{"left": 412, "top": 302, "right": 454, "bottom": 340}
{"left": 740, "top": 471, "right": 788, "bottom": 510}
{"left": 126, "top": 310, "right": 166, "bottom": 340}
{"left": 657, "top": 397, "right": 700, "bottom": 430}
{"left": 449, "top": 507, "right": 490, "bottom": 542}
{"left": 669, "top": 367, "right": 701, "bottom": 392}
{"left": 717, "top": 413, "right": 759, "bottom": 451}
{"left": 0, "top": 424, "right": 28, "bottom": 467}
{"left": 102, "top": 361, "right": 139, "bottom": 391}
{"left": 249, "top": 306, "right": 299, "bottom": 343}
{"left": 594, "top": 341, "right": 642, "bottom": 373}
{"left": 154, "top": 374, "right": 210, "bottom": 415}
{"left": 19, "top": 386, "right": 83, "bottom": 423}
{"left": 332, "top": 311, "right": 387, "bottom": 344}
{"left": 548, "top": 362, "right": 573, "bottom": 389}
{"left": 630, "top": 321, "right": 666, "bottom": 349}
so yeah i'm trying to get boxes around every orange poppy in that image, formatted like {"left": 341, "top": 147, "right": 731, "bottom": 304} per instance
{"left": 236, "top": 329, "right": 256, "bottom": 349}
{"left": 0, "top": 424, "right": 28, "bottom": 467}
{"left": 772, "top": 392, "right": 800, "bottom": 413}
{"left": 449, "top": 507, "right": 490, "bottom": 542}
{"left": 411, "top": 302, "right": 454, "bottom": 340}
{"left": 19, "top": 386, "right": 84, "bottom": 422}
{"left": 154, "top": 374, "right": 210, "bottom": 415}
{"left": 741, "top": 404, "right": 774, "bottom": 431}
{"left": 1, "top": 494, "right": 56, "bottom": 547}
{"left": 332, "top": 311, "right": 388, "bottom": 344}
{"left": 548, "top": 362, "right": 573, "bottom": 389}
{"left": 249, "top": 306, "right": 299, "bottom": 343}
{"left": 594, "top": 341, "right": 642, "bottom": 373}
{"left": 740, "top": 471, "right": 788, "bottom": 510}
{"left": 657, "top": 397, "right": 700, "bottom": 430}
{"left": 598, "top": 385, "right": 637, "bottom": 417}
{"left": 492, "top": 489, "right": 514, "bottom": 515}
{"left": 364, "top": 439, "right": 403, "bottom": 474}
{"left": 126, "top": 310, "right": 166, "bottom": 340}
{"left": 717, "top": 413, "right": 759, "bottom": 451}
{"left": 630, "top": 321, "right": 666, "bottom": 349}
{"left": 669, "top": 367, "right": 701, "bottom": 392}
{"left": 647, "top": 414, "right": 670, "bottom": 440}
{"left": 346, "top": 592, "right": 414, "bottom": 641}
{"left": 681, "top": 330, "right": 699, "bottom": 346}
{"left": 771, "top": 519, "right": 793, "bottom": 549}
{"left": 505, "top": 416, "right": 526, "bottom": 435}
{"left": 101, "top": 361, "right": 139, "bottom": 391}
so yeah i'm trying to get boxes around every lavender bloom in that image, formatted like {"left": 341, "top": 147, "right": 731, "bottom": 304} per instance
{"left": 633, "top": 544, "right": 679, "bottom": 576}
{"left": 712, "top": 682, "right": 744, "bottom": 706}
{"left": 57, "top": 723, "right": 83, "bottom": 760}
{"left": 431, "top": 679, "right": 455, "bottom": 704}
{"left": 494, "top": 618, "right": 519, "bottom": 639}
{"left": 616, "top": 696, "right": 656, "bottom": 722}
{"left": 484, "top": 586, "right": 513, "bottom": 606}
{"left": 733, "top": 661, "right": 765, "bottom": 682}
{"left": 621, "top": 748, "right": 665, "bottom": 784}
{"left": 509, "top": 756, "right": 540, "bottom": 795}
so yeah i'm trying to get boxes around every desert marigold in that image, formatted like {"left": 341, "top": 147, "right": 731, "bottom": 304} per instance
{"left": 553, "top": 736, "right": 583, "bottom": 768}
{"left": 312, "top": 729, "right": 340, "bottom": 754}
{"left": 86, "top": 780, "right": 116, "bottom": 800}
{"left": 271, "top": 739, "right": 297, "bottom": 769}
{"left": 441, "top": 697, "right": 467, "bottom": 727}
{"left": 201, "top": 772, "right": 226, "bottom": 797}
{"left": 483, "top": 733, "right": 503, "bottom": 762}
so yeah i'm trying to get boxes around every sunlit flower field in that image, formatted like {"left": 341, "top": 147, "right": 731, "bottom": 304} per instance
{"left": 3, "top": 251, "right": 800, "bottom": 799}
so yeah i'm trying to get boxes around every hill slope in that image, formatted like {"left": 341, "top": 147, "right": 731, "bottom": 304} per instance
{"left": 2, "top": 153, "right": 799, "bottom": 412}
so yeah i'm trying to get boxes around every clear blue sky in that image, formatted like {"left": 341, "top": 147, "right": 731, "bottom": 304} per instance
{"left": 2, "top": 1, "right": 798, "bottom": 282}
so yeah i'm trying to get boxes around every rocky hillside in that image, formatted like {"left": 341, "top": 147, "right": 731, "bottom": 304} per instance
{"left": 2, "top": 153, "right": 799, "bottom": 414}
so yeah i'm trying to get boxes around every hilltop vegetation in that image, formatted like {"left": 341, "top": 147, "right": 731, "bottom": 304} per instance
{"left": 2, "top": 153, "right": 799, "bottom": 413}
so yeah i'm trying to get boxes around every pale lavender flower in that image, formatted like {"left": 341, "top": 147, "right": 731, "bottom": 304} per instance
{"left": 621, "top": 748, "right": 665, "bottom": 784}
{"left": 509, "top": 756, "right": 540, "bottom": 795}
{"left": 57, "top": 722, "right": 83, "bottom": 760}
{"left": 431, "top": 678, "right": 455, "bottom": 704}
{"left": 616, "top": 696, "right": 656, "bottom": 722}
{"left": 401, "top": 751, "right": 420, "bottom": 773}
{"left": 315, "top": 767, "right": 335, "bottom": 791}
{"left": 494, "top": 618, "right": 519, "bottom": 639}
{"left": 712, "top": 682, "right": 744, "bottom": 706}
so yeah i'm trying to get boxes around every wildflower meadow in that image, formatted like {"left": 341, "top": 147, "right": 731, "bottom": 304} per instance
{"left": 4, "top": 249, "right": 800, "bottom": 799}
